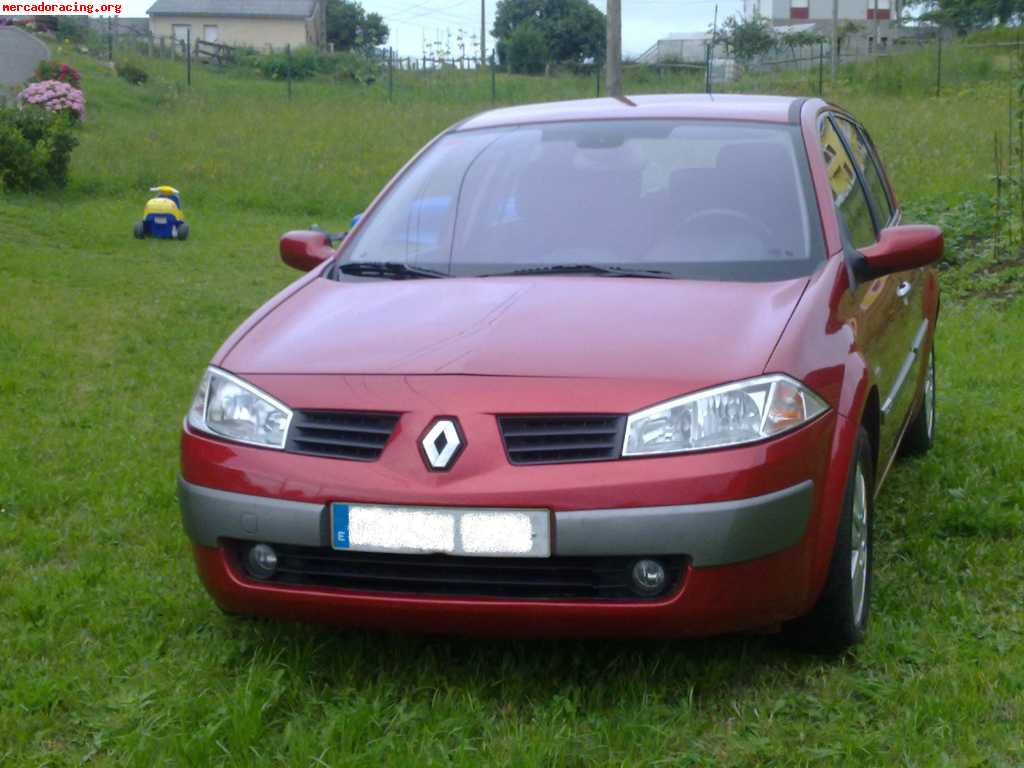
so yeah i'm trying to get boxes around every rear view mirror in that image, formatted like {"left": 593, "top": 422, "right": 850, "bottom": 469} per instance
{"left": 858, "top": 225, "right": 943, "bottom": 278}
{"left": 280, "top": 230, "right": 335, "bottom": 272}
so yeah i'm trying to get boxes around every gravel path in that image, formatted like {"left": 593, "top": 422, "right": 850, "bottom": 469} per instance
{"left": 0, "top": 27, "right": 49, "bottom": 89}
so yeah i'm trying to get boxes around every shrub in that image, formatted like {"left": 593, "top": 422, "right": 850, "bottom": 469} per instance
{"left": 55, "top": 16, "right": 91, "bottom": 45}
{"left": 34, "top": 60, "right": 81, "bottom": 86}
{"left": 116, "top": 60, "right": 149, "bottom": 85}
{"left": 506, "top": 22, "right": 548, "bottom": 75}
{"left": 249, "top": 46, "right": 322, "bottom": 79}
{"left": 0, "top": 107, "right": 79, "bottom": 191}
{"left": 17, "top": 80, "right": 86, "bottom": 122}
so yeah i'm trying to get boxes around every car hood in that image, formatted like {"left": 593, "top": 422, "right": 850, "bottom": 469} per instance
{"left": 222, "top": 275, "right": 808, "bottom": 385}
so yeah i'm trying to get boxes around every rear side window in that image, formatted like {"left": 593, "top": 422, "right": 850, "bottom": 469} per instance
{"left": 833, "top": 116, "right": 894, "bottom": 226}
{"left": 819, "top": 117, "right": 876, "bottom": 249}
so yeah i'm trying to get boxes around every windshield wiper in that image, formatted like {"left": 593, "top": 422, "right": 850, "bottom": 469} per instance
{"left": 337, "top": 261, "right": 448, "bottom": 280}
{"left": 484, "top": 264, "right": 672, "bottom": 279}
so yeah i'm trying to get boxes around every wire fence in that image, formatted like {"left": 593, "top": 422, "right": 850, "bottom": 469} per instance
{"left": 58, "top": 23, "right": 1024, "bottom": 107}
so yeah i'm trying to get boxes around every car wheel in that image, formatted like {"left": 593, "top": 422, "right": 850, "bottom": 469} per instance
{"left": 900, "top": 348, "right": 936, "bottom": 456}
{"left": 783, "top": 426, "right": 874, "bottom": 653}
{"left": 133, "top": 221, "right": 145, "bottom": 239}
{"left": 177, "top": 222, "right": 190, "bottom": 241}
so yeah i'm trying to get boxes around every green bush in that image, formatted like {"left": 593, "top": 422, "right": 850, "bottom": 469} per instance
{"left": 241, "top": 47, "right": 380, "bottom": 84}
{"left": 0, "top": 107, "right": 79, "bottom": 192}
{"left": 506, "top": 22, "right": 548, "bottom": 75}
{"left": 247, "top": 46, "right": 324, "bottom": 79}
{"left": 33, "top": 60, "right": 82, "bottom": 86}
{"left": 116, "top": 60, "right": 149, "bottom": 85}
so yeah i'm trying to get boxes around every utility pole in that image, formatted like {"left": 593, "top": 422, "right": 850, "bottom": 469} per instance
{"left": 480, "top": 0, "right": 486, "bottom": 67}
{"left": 606, "top": 0, "right": 622, "bottom": 97}
{"left": 873, "top": 0, "right": 880, "bottom": 52}
{"left": 321, "top": 0, "right": 327, "bottom": 50}
{"left": 831, "top": 0, "right": 838, "bottom": 79}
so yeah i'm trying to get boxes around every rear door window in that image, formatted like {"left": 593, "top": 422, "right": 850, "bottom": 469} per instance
{"left": 833, "top": 116, "right": 894, "bottom": 227}
{"left": 819, "top": 116, "right": 877, "bottom": 249}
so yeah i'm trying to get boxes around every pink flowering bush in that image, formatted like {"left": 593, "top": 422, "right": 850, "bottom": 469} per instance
{"left": 17, "top": 80, "right": 86, "bottom": 122}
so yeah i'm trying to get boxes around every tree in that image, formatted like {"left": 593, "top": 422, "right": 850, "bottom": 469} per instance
{"left": 506, "top": 20, "right": 549, "bottom": 73}
{"left": 718, "top": 13, "right": 776, "bottom": 65}
{"left": 910, "top": 0, "right": 1024, "bottom": 33}
{"left": 493, "top": 0, "right": 606, "bottom": 70}
{"left": 326, "top": 0, "right": 389, "bottom": 52}
{"left": 778, "top": 27, "right": 826, "bottom": 57}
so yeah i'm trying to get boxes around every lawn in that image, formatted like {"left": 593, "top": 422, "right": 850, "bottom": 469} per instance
{"left": 1, "top": 47, "right": 1023, "bottom": 766}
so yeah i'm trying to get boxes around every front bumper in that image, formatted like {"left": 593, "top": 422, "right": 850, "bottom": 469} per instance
{"left": 179, "top": 476, "right": 813, "bottom": 567}
{"left": 179, "top": 397, "right": 848, "bottom": 636}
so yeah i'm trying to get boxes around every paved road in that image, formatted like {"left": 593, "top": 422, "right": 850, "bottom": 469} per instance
{"left": 0, "top": 27, "right": 49, "bottom": 89}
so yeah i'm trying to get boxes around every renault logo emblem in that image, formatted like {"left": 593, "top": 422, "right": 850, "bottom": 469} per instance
{"left": 419, "top": 417, "right": 465, "bottom": 471}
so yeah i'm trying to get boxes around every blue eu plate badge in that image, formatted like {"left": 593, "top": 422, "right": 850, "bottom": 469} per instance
{"left": 331, "top": 503, "right": 350, "bottom": 549}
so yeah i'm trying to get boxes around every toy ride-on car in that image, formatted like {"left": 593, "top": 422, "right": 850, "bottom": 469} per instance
{"left": 134, "top": 185, "right": 189, "bottom": 240}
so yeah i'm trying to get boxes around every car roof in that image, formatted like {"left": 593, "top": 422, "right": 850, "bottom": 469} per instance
{"left": 456, "top": 93, "right": 805, "bottom": 131}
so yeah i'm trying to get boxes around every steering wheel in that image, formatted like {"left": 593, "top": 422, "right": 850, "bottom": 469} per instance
{"left": 679, "top": 208, "right": 774, "bottom": 240}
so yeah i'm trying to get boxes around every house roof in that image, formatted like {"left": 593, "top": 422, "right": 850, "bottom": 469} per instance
{"left": 147, "top": 0, "right": 316, "bottom": 19}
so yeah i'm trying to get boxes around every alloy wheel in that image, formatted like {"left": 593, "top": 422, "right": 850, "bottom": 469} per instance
{"left": 850, "top": 464, "right": 869, "bottom": 626}
{"left": 925, "top": 352, "right": 936, "bottom": 440}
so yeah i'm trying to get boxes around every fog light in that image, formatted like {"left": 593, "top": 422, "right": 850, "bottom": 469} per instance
{"left": 247, "top": 543, "right": 278, "bottom": 580}
{"left": 631, "top": 559, "right": 666, "bottom": 595}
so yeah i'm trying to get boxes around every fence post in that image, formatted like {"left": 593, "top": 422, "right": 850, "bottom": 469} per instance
{"left": 704, "top": 43, "right": 711, "bottom": 94}
{"left": 107, "top": 17, "right": 113, "bottom": 61}
{"left": 286, "top": 43, "right": 292, "bottom": 100}
{"left": 186, "top": 28, "right": 192, "bottom": 87}
{"left": 818, "top": 41, "right": 824, "bottom": 96}
{"left": 491, "top": 51, "right": 497, "bottom": 103}
{"left": 936, "top": 31, "right": 942, "bottom": 97}
{"left": 388, "top": 47, "right": 394, "bottom": 102}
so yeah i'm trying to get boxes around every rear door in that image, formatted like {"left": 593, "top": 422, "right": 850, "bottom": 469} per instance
{"left": 818, "top": 114, "right": 909, "bottom": 469}
{"left": 833, "top": 116, "right": 925, "bottom": 457}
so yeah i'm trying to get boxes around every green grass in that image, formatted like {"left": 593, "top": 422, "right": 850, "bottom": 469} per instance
{"left": 2, "top": 46, "right": 1024, "bottom": 767}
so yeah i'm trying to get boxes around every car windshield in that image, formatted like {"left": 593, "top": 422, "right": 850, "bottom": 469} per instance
{"left": 336, "top": 119, "right": 824, "bottom": 281}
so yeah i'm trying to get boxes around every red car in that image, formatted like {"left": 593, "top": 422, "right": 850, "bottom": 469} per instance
{"left": 180, "top": 94, "right": 941, "bottom": 651}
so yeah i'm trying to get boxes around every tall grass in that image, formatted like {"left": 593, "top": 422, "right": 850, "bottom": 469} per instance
{"left": 49, "top": 36, "right": 1015, "bottom": 229}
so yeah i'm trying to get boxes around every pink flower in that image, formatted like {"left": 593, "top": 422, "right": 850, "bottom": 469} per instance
{"left": 17, "top": 79, "right": 86, "bottom": 120}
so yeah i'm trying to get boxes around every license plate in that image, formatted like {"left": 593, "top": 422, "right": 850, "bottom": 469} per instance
{"left": 330, "top": 503, "right": 550, "bottom": 557}
{"left": 153, "top": 216, "right": 167, "bottom": 224}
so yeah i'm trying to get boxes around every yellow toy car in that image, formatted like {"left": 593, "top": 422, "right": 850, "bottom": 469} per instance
{"left": 134, "top": 185, "right": 189, "bottom": 240}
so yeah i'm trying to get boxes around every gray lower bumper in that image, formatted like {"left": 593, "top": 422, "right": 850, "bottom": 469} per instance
{"left": 178, "top": 477, "right": 813, "bottom": 567}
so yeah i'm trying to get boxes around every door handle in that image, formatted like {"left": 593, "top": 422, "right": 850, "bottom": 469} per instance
{"left": 896, "top": 281, "right": 912, "bottom": 298}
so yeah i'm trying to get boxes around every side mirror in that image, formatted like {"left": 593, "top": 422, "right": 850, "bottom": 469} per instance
{"left": 858, "top": 225, "right": 943, "bottom": 279}
{"left": 280, "top": 230, "right": 335, "bottom": 272}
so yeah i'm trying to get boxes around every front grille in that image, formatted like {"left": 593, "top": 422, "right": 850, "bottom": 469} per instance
{"left": 286, "top": 410, "right": 400, "bottom": 461}
{"left": 498, "top": 414, "right": 627, "bottom": 465}
{"left": 233, "top": 542, "right": 687, "bottom": 601}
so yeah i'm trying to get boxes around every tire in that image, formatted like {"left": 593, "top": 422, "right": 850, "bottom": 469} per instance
{"left": 900, "top": 348, "right": 936, "bottom": 456}
{"left": 783, "top": 426, "right": 874, "bottom": 653}
{"left": 177, "top": 221, "right": 190, "bottom": 241}
{"left": 133, "top": 220, "right": 145, "bottom": 239}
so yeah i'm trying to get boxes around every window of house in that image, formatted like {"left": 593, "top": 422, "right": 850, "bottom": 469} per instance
{"left": 790, "top": 0, "right": 809, "bottom": 19}
{"left": 172, "top": 24, "right": 191, "bottom": 44}
{"left": 867, "top": 0, "right": 891, "bottom": 20}
{"left": 820, "top": 117, "right": 877, "bottom": 249}
{"left": 203, "top": 25, "right": 219, "bottom": 43}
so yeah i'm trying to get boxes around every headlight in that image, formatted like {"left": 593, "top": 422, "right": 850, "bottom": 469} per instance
{"left": 623, "top": 375, "right": 828, "bottom": 457}
{"left": 187, "top": 367, "right": 292, "bottom": 450}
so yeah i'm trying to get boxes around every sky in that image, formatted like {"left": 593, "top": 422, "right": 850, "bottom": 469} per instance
{"left": 118, "top": 0, "right": 745, "bottom": 58}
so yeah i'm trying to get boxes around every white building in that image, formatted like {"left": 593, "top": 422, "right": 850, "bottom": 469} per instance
{"left": 147, "top": 0, "right": 323, "bottom": 51}
{"left": 743, "top": 0, "right": 894, "bottom": 37}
